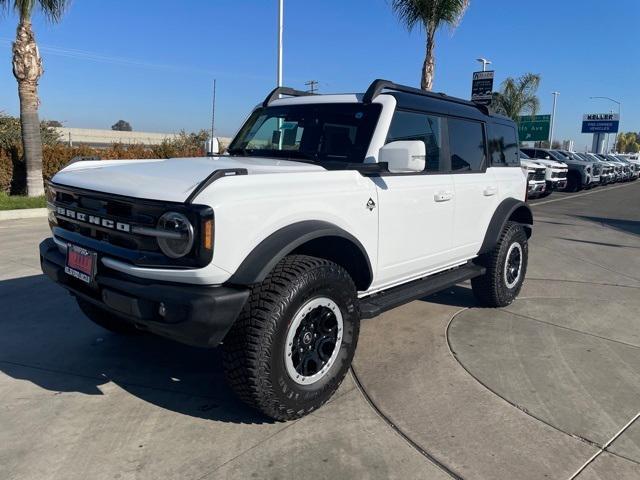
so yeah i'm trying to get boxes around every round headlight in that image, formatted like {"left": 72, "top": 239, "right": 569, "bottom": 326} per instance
{"left": 157, "top": 212, "right": 194, "bottom": 258}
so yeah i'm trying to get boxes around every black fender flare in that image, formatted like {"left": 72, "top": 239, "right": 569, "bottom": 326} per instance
{"left": 227, "top": 220, "right": 373, "bottom": 288}
{"left": 477, "top": 198, "right": 533, "bottom": 255}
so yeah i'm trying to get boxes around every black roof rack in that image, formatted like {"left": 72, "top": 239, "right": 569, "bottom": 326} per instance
{"left": 263, "top": 87, "right": 315, "bottom": 107}
{"left": 363, "top": 79, "right": 489, "bottom": 115}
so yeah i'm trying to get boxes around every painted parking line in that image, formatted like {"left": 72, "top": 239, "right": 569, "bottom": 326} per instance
{"left": 531, "top": 182, "right": 638, "bottom": 207}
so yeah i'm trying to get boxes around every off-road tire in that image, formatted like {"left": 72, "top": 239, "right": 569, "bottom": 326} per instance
{"left": 223, "top": 255, "right": 359, "bottom": 421}
{"left": 472, "top": 221, "right": 528, "bottom": 307}
{"left": 76, "top": 298, "right": 139, "bottom": 334}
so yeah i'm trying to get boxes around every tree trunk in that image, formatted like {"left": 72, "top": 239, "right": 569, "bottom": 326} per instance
{"left": 421, "top": 26, "right": 436, "bottom": 91}
{"left": 13, "top": 20, "right": 45, "bottom": 197}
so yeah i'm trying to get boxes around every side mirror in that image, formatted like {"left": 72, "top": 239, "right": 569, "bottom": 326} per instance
{"left": 379, "top": 141, "right": 426, "bottom": 173}
{"left": 205, "top": 138, "right": 220, "bottom": 156}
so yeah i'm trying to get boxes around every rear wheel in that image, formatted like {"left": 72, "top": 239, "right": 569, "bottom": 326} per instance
{"left": 472, "top": 221, "right": 528, "bottom": 307}
{"left": 223, "top": 255, "right": 359, "bottom": 421}
{"left": 76, "top": 298, "right": 139, "bottom": 334}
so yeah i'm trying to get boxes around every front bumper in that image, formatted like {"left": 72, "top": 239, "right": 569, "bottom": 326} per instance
{"left": 547, "top": 179, "right": 567, "bottom": 191}
{"left": 527, "top": 181, "right": 546, "bottom": 197}
{"left": 39, "top": 238, "right": 249, "bottom": 348}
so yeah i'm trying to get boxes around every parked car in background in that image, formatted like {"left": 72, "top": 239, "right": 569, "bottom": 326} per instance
{"left": 595, "top": 154, "right": 623, "bottom": 182}
{"left": 588, "top": 153, "right": 618, "bottom": 182}
{"left": 605, "top": 155, "right": 632, "bottom": 181}
{"left": 520, "top": 148, "right": 569, "bottom": 193}
{"left": 575, "top": 153, "right": 614, "bottom": 185}
{"left": 551, "top": 150, "right": 600, "bottom": 192}
{"left": 520, "top": 152, "right": 547, "bottom": 198}
{"left": 611, "top": 155, "right": 639, "bottom": 181}
{"left": 617, "top": 155, "right": 640, "bottom": 180}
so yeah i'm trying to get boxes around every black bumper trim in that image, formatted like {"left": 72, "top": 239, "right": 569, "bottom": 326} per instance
{"left": 39, "top": 238, "right": 249, "bottom": 348}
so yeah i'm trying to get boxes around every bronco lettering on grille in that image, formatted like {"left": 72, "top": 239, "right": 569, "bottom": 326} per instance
{"left": 55, "top": 207, "right": 131, "bottom": 232}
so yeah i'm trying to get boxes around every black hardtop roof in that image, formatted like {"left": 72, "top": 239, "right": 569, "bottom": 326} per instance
{"left": 263, "top": 79, "right": 514, "bottom": 125}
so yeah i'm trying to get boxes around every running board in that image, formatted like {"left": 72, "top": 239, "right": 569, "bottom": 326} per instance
{"left": 359, "top": 263, "right": 485, "bottom": 319}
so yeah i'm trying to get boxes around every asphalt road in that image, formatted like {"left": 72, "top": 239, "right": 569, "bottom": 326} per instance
{"left": 1, "top": 181, "right": 639, "bottom": 480}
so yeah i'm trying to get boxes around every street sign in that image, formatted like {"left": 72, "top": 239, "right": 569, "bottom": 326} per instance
{"left": 518, "top": 115, "right": 551, "bottom": 142}
{"left": 471, "top": 70, "right": 494, "bottom": 105}
{"left": 581, "top": 113, "right": 619, "bottom": 133}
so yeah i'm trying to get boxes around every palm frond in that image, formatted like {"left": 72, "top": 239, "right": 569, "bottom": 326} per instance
{"left": 390, "top": 0, "right": 470, "bottom": 31}
{"left": 1, "top": 0, "right": 68, "bottom": 22}
{"left": 494, "top": 73, "right": 542, "bottom": 122}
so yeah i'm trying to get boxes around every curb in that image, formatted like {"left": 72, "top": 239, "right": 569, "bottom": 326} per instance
{"left": 0, "top": 208, "right": 48, "bottom": 221}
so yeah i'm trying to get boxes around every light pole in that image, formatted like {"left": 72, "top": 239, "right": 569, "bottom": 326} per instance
{"left": 277, "top": 0, "right": 283, "bottom": 87}
{"left": 476, "top": 57, "right": 491, "bottom": 72}
{"left": 549, "top": 91, "right": 560, "bottom": 148}
{"left": 589, "top": 96, "right": 621, "bottom": 152}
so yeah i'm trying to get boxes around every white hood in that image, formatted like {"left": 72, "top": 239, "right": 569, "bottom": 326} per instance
{"left": 51, "top": 156, "right": 324, "bottom": 202}
{"left": 533, "top": 158, "right": 567, "bottom": 169}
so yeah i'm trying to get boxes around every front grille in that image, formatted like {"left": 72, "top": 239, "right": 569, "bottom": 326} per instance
{"left": 533, "top": 168, "right": 546, "bottom": 181}
{"left": 47, "top": 183, "right": 213, "bottom": 268}
{"left": 49, "top": 184, "right": 165, "bottom": 253}
{"left": 552, "top": 170, "right": 567, "bottom": 179}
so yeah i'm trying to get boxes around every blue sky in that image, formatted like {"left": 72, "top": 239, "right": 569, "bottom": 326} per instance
{"left": 1, "top": 0, "right": 638, "bottom": 150}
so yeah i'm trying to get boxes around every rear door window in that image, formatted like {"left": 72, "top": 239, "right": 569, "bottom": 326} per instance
{"left": 448, "top": 118, "right": 486, "bottom": 172}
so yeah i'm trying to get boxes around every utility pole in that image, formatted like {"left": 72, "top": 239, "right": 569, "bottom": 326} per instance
{"left": 549, "top": 91, "right": 560, "bottom": 148}
{"left": 210, "top": 79, "right": 216, "bottom": 142}
{"left": 277, "top": 0, "right": 283, "bottom": 87}
{"left": 304, "top": 80, "right": 319, "bottom": 93}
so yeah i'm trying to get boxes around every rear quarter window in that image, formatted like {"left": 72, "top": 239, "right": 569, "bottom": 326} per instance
{"left": 489, "top": 123, "right": 520, "bottom": 166}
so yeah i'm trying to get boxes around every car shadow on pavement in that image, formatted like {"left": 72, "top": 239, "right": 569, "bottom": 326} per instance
{"left": 575, "top": 215, "right": 640, "bottom": 236}
{"left": 0, "top": 274, "right": 274, "bottom": 425}
{"left": 420, "top": 284, "right": 478, "bottom": 308}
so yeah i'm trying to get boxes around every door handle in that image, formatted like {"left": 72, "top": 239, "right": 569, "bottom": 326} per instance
{"left": 434, "top": 191, "right": 453, "bottom": 202}
{"left": 483, "top": 186, "right": 497, "bottom": 196}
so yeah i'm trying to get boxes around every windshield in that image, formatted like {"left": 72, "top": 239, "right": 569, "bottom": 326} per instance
{"left": 228, "top": 103, "right": 382, "bottom": 165}
{"left": 548, "top": 150, "right": 567, "bottom": 161}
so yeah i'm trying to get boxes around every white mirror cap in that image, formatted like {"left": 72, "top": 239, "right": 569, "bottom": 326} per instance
{"left": 379, "top": 140, "right": 426, "bottom": 173}
{"left": 205, "top": 138, "right": 220, "bottom": 156}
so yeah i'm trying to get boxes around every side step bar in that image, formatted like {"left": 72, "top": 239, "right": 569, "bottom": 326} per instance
{"left": 359, "top": 263, "right": 485, "bottom": 319}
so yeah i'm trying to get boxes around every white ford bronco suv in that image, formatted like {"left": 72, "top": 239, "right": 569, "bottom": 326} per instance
{"left": 40, "top": 80, "right": 533, "bottom": 420}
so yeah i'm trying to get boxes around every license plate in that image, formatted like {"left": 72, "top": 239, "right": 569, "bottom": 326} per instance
{"left": 65, "top": 244, "right": 97, "bottom": 284}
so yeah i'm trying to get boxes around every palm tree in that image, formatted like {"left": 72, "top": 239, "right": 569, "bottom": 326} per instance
{"left": 492, "top": 73, "right": 541, "bottom": 123}
{"left": 1, "top": 0, "right": 68, "bottom": 196}
{"left": 391, "top": 0, "right": 470, "bottom": 91}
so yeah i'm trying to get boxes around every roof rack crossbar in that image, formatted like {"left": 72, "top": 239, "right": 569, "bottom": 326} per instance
{"left": 363, "top": 79, "right": 489, "bottom": 115}
{"left": 263, "top": 87, "right": 315, "bottom": 107}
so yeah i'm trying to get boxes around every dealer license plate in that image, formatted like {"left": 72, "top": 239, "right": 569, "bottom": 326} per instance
{"left": 65, "top": 244, "right": 97, "bottom": 284}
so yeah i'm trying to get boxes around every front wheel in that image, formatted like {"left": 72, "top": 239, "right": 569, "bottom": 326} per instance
{"left": 223, "top": 255, "right": 359, "bottom": 421}
{"left": 472, "top": 221, "right": 529, "bottom": 307}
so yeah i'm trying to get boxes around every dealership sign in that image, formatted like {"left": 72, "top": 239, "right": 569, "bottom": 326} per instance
{"left": 581, "top": 113, "right": 619, "bottom": 133}
{"left": 471, "top": 71, "right": 494, "bottom": 105}
{"left": 518, "top": 115, "right": 551, "bottom": 142}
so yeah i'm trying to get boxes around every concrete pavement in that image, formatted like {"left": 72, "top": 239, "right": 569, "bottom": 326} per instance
{"left": 1, "top": 182, "right": 640, "bottom": 479}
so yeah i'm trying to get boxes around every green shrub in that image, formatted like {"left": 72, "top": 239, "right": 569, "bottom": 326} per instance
{"left": 0, "top": 115, "right": 213, "bottom": 192}
{"left": 0, "top": 150, "right": 12, "bottom": 194}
